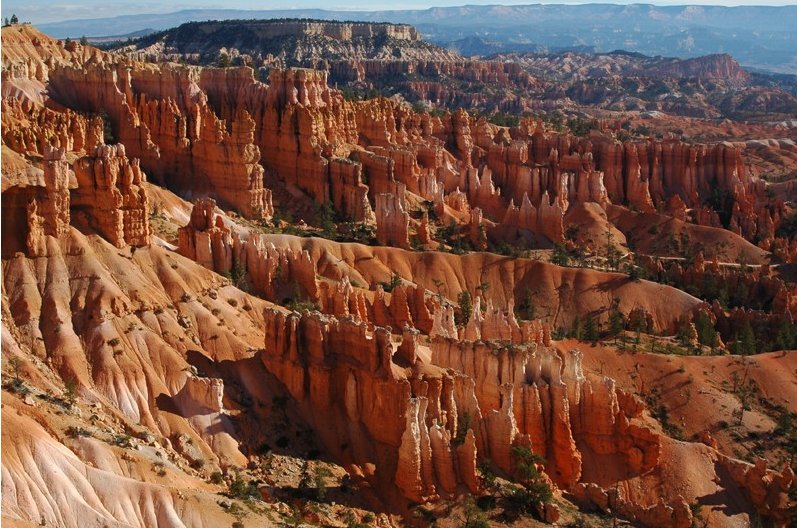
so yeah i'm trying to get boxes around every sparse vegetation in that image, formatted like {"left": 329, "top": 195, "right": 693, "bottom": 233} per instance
{"left": 223, "top": 262, "right": 250, "bottom": 292}
{"left": 64, "top": 378, "right": 78, "bottom": 407}
{"left": 227, "top": 474, "right": 261, "bottom": 500}
{"left": 499, "top": 445, "right": 553, "bottom": 519}
{"left": 66, "top": 426, "right": 92, "bottom": 438}
{"left": 456, "top": 290, "right": 473, "bottom": 326}
{"left": 550, "top": 244, "right": 571, "bottom": 266}
{"left": 111, "top": 434, "right": 133, "bottom": 448}
{"left": 312, "top": 465, "right": 333, "bottom": 501}
{"left": 459, "top": 496, "right": 490, "bottom": 528}
{"left": 153, "top": 462, "right": 167, "bottom": 477}
{"left": 379, "top": 273, "right": 402, "bottom": 292}
{"left": 515, "top": 287, "right": 535, "bottom": 321}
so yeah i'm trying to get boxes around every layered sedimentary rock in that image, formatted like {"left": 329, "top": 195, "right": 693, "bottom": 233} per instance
{"left": 721, "top": 457, "right": 796, "bottom": 526}
{"left": 120, "top": 20, "right": 791, "bottom": 122}
{"left": 177, "top": 198, "right": 233, "bottom": 271}
{"left": 256, "top": 300, "right": 729, "bottom": 525}
{"left": 12, "top": 143, "right": 150, "bottom": 254}
{"left": 501, "top": 192, "right": 566, "bottom": 243}
{"left": 1, "top": 97, "right": 103, "bottom": 155}
{"left": 576, "top": 482, "right": 693, "bottom": 528}
{"left": 375, "top": 193, "right": 410, "bottom": 248}
{"left": 45, "top": 62, "right": 272, "bottom": 219}
{"left": 177, "top": 200, "right": 318, "bottom": 300}
{"left": 261, "top": 308, "right": 480, "bottom": 504}
{"left": 22, "top": 19, "right": 784, "bottom": 250}
{"left": 71, "top": 144, "right": 151, "bottom": 248}
{"left": 429, "top": 339, "right": 660, "bottom": 487}
{"left": 24, "top": 146, "right": 72, "bottom": 256}
{"left": 4, "top": 24, "right": 796, "bottom": 528}
{"left": 127, "top": 19, "right": 448, "bottom": 65}
{"left": 1, "top": 24, "right": 110, "bottom": 93}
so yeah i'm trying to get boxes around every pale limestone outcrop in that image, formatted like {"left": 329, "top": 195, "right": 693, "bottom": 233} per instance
{"left": 430, "top": 303, "right": 457, "bottom": 339}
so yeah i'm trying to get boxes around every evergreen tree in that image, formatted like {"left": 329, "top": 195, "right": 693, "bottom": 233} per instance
{"left": 694, "top": 312, "right": 719, "bottom": 348}
{"left": 584, "top": 315, "right": 599, "bottom": 343}
{"left": 626, "top": 263, "right": 646, "bottom": 281}
{"left": 507, "top": 446, "right": 553, "bottom": 511}
{"left": 515, "top": 287, "right": 535, "bottom": 321}
{"left": 677, "top": 320, "right": 698, "bottom": 349}
{"left": 717, "top": 287, "right": 730, "bottom": 309}
{"left": 570, "top": 315, "right": 583, "bottom": 341}
{"left": 732, "top": 282, "right": 749, "bottom": 309}
{"left": 776, "top": 320, "right": 796, "bottom": 351}
{"left": 99, "top": 111, "right": 114, "bottom": 144}
{"left": 10, "top": 14, "right": 18, "bottom": 24}
{"left": 634, "top": 321, "right": 642, "bottom": 349}
{"left": 317, "top": 201, "right": 336, "bottom": 235}
{"left": 478, "top": 281, "right": 491, "bottom": 300}
{"left": 605, "top": 230, "right": 621, "bottom": 270}
{"left": 608, "top": 301, "right": 625, "bottom": 344}
{"left": 736, "top": 322, "right": 756, "bottom": 355}
{"left": 380, "top": 273, "right": 402, "bottom": 293}
{"left": 456, "top": 290, "right": 472, "bottom": 326}
{"left": 550, "top": 243, "right": 570, "bottom": 266}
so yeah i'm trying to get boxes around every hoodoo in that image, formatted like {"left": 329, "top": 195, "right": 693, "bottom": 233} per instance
{"left": 2, "top": 18, "right": 796, "bottom": 528}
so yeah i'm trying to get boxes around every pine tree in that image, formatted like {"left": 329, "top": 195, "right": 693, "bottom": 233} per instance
{"left": 677, "top": 320, "right": 698, "bottom": 349}
{"left": 584, "top": 315, "right": 599, "bottom": 343}
{"left": 737, "top": 322, "right": 756, "bottom": 355}
{"left": 570, "top": 315, "right": 583, "bottom": 341}
{"left": 550, "top": 244, "right": 570, "bottom": 266}
{"left": 515, "top": 287, "right": 535, "bottom": 321}
{"left": 717, "top": 287, "right": 730, "bottom": 309}
{"left": 456, "top": 290, "right": 472, "bottom": 326}
{"left": 317, "top": 201, "right": 336, "bottom": 235}
{"left": 478, "top": 281, "right": 491, "bottom": 300}
{"left": 608, "top": 302, "right": 625, "bottom": 344}
{"left": 776, "top": 320, "right": 795, "bottom": 351}
{"left": 10, "top": 14, "right": 18, "bottom": 24}
{"left": 694, "top": 312, "right": 719, "bottom": 348}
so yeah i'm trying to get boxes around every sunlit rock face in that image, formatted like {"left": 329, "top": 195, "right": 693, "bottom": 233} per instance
{"left": 2, "top": 23, "right": 796, "bottom": 528}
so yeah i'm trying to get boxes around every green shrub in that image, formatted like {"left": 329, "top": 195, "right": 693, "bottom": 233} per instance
{"left": 227, "top": 474, "right": 260, "bottom": 500}
{"left": 379, "top": 273, "right": 402, "bottom": 293}
{"left": 456, "top": 290, "right": 473, "bottom": 326}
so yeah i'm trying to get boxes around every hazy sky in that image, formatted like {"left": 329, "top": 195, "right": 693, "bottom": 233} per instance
{"left": 5, "top": 0, "right": 796, "bottom": 25}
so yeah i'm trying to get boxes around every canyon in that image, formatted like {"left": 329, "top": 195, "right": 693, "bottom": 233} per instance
{"left": 114, "top": 19, "right": 797, "bottom": 122}
{"left": 2, "top": 20, "right": 796, "bottom": 528}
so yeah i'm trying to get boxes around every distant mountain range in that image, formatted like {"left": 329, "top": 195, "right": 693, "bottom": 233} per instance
{"left": 37, "top": 4, "right": 797, "bottom": 75}
{"left": 105, "top": 18, "right": 796, "bottom": 121}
